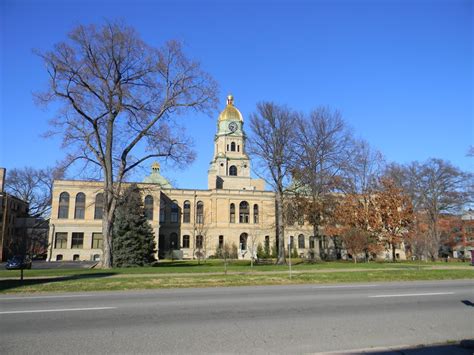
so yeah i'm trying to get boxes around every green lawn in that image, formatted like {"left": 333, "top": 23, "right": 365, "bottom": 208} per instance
{"left": 1, "top": 260, "right": 472, "bottom": 294}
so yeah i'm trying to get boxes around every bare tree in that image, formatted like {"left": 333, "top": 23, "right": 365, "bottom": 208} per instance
{"left": 247, "top": 102, "right": 298, "bottom": 264}
{"left": 386, "top": 159, "right": 473, "bottom": 260}
{"left": 5, "top": 166, "right": 65, "bottom": 218}
{"left": 36, "top": 22, "right": 218, "bottom": 268}
{"left": 292, "top": 107, "right": 354, "bottom": 260}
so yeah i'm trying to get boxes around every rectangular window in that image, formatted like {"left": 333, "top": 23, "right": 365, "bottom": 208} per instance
{"left": 219, "top": 235, "right": 224, "bottom": 249}
{"left": 71, "top": 233, "right": 84, "bottom": 249}
{"left": 91, "top": 233, "right": 103, "bottom": 249}
{"left": 183, "top": 235, "right": 190, "bottom": 248}
{"left": 309, "top": 237, "right": 315, "bottom": 249}
{"left": 55, "top": 232, "right": 67, "bottom": 249}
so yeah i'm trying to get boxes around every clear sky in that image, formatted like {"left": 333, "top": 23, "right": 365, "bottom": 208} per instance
{"left": 1, "top": 0, "right": 472, "bottom": 189}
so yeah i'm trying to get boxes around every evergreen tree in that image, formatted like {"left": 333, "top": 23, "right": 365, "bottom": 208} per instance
{"left": 113, "top": 184, "right": 156, "bottom": 267}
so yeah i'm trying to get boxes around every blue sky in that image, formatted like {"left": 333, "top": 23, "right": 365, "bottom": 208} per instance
{"left": 1, "top": 0, "right": 472, "bottom": 189}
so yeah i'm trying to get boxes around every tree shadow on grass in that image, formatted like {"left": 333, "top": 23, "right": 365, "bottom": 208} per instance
{"left": 0, "top": 272, "right": 117, "bottom": 293}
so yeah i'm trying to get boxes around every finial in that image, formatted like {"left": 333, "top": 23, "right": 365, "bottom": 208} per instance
{"left": 227, "top": 94, "right": 234, "bottom": 106}
{"left": 152, "top": 162, "right": 160, "bottom": 172}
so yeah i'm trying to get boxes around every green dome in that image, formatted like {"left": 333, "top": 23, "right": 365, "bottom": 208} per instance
{"left": 143, "top": 162, "right": 172, "bottom": 188}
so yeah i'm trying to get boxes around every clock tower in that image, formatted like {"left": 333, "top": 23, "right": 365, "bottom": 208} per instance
{"left": 208, "top": 95, "right": 264, "bottom": 191}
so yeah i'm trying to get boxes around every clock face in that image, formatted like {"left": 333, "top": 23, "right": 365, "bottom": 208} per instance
{"left": 228, "top": 122, "right": 238, "bottom": 132}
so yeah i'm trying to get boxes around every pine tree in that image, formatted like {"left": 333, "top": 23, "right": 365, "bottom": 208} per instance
{"left": 112, "top": 184, "right": 156, "bottom": 267}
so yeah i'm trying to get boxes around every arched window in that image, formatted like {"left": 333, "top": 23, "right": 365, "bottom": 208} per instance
{"left": 196, "top": 235, "right": 203, "bottom": 249}
{"left": 144, "top": 195, "right": 154, "bottom": 220}
{"left": 94, "top": 193, "right": 104, "bottom": 220}
{"left": 183, "top": 200, "right": 191, "bottom": 223}
{"left": 298, "top": 234, "right": 305, "bottom": 249}
{"left": 74, "top": 193, "right": 85, "bottom": 219}
{"left": 240, "top": 233, "right": 248, "bottom": 250}
{"left": 159, "top": 198, "right": 165, "bottom": 223}
{"left": 171, "top": 200, "right": 179, "bottom": 223}
{"left": 229, "top": 165, "right": 237, "bottom": 176}
{"left": 253, "top": 204, "right": 259, "bottom": 224}
{"left": 231, "top": 142, "right": 236, "bottom": 151}
{"left": 196, "top": 201, "right": 204, "bottom": 224}
{"left": 56, "top": 254, "right": 63, "bottom": 261}
{"left": 230, "top": 203, "right": 235, "bottom": 223}
{"left": 239, "top": 201, "right": 249, "bottom": 223}
{"left": 170, "top": 232, "right": 179, "bottom": 250}
{"left": 182, "top": 235, "right": 190, "bottom": 248}
{"left": 58, "top": 192, "right": 70, "bottom": 219}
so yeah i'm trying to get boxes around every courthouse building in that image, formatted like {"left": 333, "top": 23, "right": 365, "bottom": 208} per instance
{"left": 48, "top": 96, "right": 319, "bottom": 261}
{"left": 48, "top": 96, "right": 409, "bottom": 262}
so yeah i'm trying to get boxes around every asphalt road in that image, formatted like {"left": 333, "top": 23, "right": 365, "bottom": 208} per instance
{"left": 1, "top": 280, "right": 473, "bottom": 354}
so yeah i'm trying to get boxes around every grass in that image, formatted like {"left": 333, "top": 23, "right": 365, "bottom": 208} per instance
{"left": 0, "top": 260, "right": 472, "bottom": 294}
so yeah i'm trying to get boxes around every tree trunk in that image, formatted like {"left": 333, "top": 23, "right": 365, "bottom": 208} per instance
{"left": 392, "top": 242, "right": 396, "bottom": 262}
{"left": 101, "top": 202, "right": 115, "bottom": 269}
{"left": 276, "top": 191, "right": 286, "bottom": 265}
{"left": 313, "top": 224, "right": 321, "bottom": 261}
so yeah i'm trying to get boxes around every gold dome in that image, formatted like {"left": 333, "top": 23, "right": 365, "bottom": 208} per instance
{"left": 218, "top": 94, "right": 243, "bottom": 122}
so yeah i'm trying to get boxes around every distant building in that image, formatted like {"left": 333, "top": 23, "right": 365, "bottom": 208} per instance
{"left": 0, "top": 168, "right": 30, "bottom": 261}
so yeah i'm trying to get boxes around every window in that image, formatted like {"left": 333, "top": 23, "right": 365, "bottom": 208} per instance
{"left": 196, "top": 235, "right": 203, "bottom": 249}
{"left": 230, "top": 203, "right": 235, "bottom": 223}
{"left": 58, "top": 192, "right": 70, "bottom": 219}
{"left": 74, "top": 193, "right": 86, "bottom": 219}
{"left": 309, "top": 236, "right": 315, "bottom": 249}
{"left": 196, "top": 201, "right": 204, "bottom": 224}
{"left": 92, "top": 233, "right": 103, "bottom": 249}
{"left": 170, "top": 233, "right": 179, "bottom": 249}
{"left": 183, "top": 200, "right": 191, "bottom": 223}
{"left": 265, "top": 236, "right": 270, "bottom": 251}
{"left": 229, "top": 165, "right": 237, "bottom": 176}
{"left": 159, "top": 198, "right": 165, "bottom": 223}
{"left": 71, "top": 233, "right": 84, "bottom": 249}
{"left": 144, "top": 195, "right": 154, "bottom": 220}
{"left": 227, "top": 144, "right": 229, "bottom": 151}
{"left": 231, "top": 142, "right": 236, "bottom": 151}
{"left": 253, "top": 204, "right": 259, "bottom": 224}
{"left": 286, "top": 208, "right": 295, "bottom": 226}
{"left": 298, "top": 234, "right": 305, "bottom": 249}
{"left": 240, "top": 233, "right": 248, "bottom": 250}
{"left": 219, "top": 235, "right": 224, "bottom": 249}
{"left": 298, "top": 213, "right": 304, "bottom": 226}
{"left": 289, "top": 236, "right": 294, "bottom": 249}
{"left": 239, "top": 201, "right": 249, "bottom": 223}
{"left": 183, "top": 235, "right": 190, "bottom": 248}
{"left": 171, "top": 200, "right": 179, "bottom": 223}
{"left": 73, "top": 254, "right": 80, "bottom": 261}
{"left": 55, "top": 232, "right": 67, "bottom": 249}
{"left": 56, "top": 254, "right": 63, "bottom": 261}
{"left": 237, "top": 145, "right": 240, "bottom": 152}
{"left": 94, "top": 193, "right": 104, "bottom": 219}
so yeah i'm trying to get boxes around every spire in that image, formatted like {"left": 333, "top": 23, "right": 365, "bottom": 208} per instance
{"left": 227, "top": 94, "right": 234, "bottom": 106}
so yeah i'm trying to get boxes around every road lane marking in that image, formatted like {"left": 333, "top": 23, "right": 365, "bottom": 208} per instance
{"left": 315, "top": 285, "right": 377, "bottom": 289}
{"left": 369, "top": 292, "right": 454, "bottom": 298}
{"left": 0, "top": 307, "right": 116, "bottom": 315}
